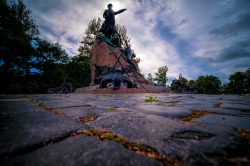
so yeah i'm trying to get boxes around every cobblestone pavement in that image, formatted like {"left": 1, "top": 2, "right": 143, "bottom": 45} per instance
{"left": 0, "top": 93, "right": 250, "bottom": 166}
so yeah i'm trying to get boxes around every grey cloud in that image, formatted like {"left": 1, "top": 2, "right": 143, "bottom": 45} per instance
{"left": 210, "top": 12, "right": 250, "bottom": 36}
{"left": 217, "top": 39, "right": 250, "bottom": 62}
{"left": 234, "top": 59, "right": 250, "bottom": 68}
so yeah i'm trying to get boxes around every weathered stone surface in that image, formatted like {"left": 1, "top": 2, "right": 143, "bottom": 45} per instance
{"left": 0, "top": 93, "right": 249, "bottom": 165}
{"left": 193, "top": 114, "right": 250, "bottom": 130}
{"left": 0, "top": 111, "right": 89, "bottom": 158}
{"left": 0, "top": 98, "right": 42, "bottom": 114}
{"left": 2, "top": 135, "right": 161, "bottom": 166}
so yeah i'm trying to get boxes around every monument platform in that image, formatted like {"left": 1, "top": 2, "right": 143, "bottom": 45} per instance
{"left": 85, "top": 88, "right": 147, "bottom": 94}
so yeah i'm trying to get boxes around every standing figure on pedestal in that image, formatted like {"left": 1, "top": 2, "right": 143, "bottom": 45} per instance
{"left": 100, "top": 4, "right": 126, "bottom": 38}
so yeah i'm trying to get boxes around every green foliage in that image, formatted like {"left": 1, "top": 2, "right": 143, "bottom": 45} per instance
{"left": 78, "top": 18, "right": 103, "bottom": 56}
{"left": 37, "top": 102, "right": 45, "bottom": 107}
{"left": 147, "top": 73, "right": 154, "bottom": 82}
{"left": 154, "top": 66, "right": 168, "bottom": 87}
{"left": 0, "top": 1, "right": 91, "bottom": 94}
{"left": 0, "top": 0, "right": 39, "bottom": 93}
{"left": 187, "top": 80, "right": 195, "bottom": 87}
{"left": 170, "top": 76, "right": 189, "bottom": 90}
{"left": 194, "top": 75, "right": 221, "bottom": 94}
{"left": 115, "top": 24, "right": 132, "bottom": 48}
{"left": 226, "top": 68, "right": 250, "bottom": 94}
{"left": 65, "top": 55, "right": 91, "bottom": 88}
{"left": 145, "top": 95, "right": 161, "bottom": 102}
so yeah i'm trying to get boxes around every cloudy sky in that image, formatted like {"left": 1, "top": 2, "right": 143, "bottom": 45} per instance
{"left": 20, "top": 0, "right": 250, "bottom": 84}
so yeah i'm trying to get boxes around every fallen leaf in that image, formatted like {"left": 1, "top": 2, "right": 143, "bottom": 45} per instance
{"left": 71, "top": 133, "right": 76, "bottom": 136}
{"left": 139, "top": 151, "right": 146, "bottom": 156}
{"left": 102, "top": 129, "right": 107, "bottom": 132}
{"left": 161, "top": 154, "right": 167, "bottom": 159}
{"left": 85, "top": 122, "right": 90, "bottom": 126}
{"left": 76, "top": 130, "right": 82, "bottom": 134}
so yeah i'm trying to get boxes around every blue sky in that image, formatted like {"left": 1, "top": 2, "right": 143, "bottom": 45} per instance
{"left": 21, "top": 0, "right": 250, "bottom": 84}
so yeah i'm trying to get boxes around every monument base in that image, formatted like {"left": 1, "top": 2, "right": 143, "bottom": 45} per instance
{"left": 85, "top": 88, "right": 147, "bottom": 94}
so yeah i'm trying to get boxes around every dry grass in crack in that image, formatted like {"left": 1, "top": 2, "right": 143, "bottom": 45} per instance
{"left": 168, "top": 101, "right": 180, "bottom": 107}
{"left": 77, "top": 114, "right": 99, "bottom": 123}
{"left": 106, "top": 106, "right": 118, "bottom": 111}
{"left": 214, "top": 102, "right": 222, "bottom": 108}
{"left": 73, "top": 129, "right": 182, "bottom": 166}
{"left": 237, "top": 128, "right": 250, "bottom": 146}
{"left": 22, "top": 94, "right": 27, "bottom": 98}
{"left": 53, "top": 111, "right": 66, "bottom": 117}
{"left": 122, "top": 94, "right": 129, "bottom": 98}
{"left": 104, "top": 94, "right": 112, "bottom": 98}
{"left": 30, "top": 99, "right": 45, "bottom": 108}
{"left": 180, "top": 110, "right": 211, "bottom": 122}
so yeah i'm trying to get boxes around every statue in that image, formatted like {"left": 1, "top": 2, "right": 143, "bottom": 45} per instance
{"left": 99, "top": 4, "right": 127, "bottom": 38}
{"left": 96, "top": 35, "right": 142, "bottom": 77}
{"left": 172, "top": 74, "right": 197, "bottom": 93}
{"left": 47, "top": 78, "right": 74, "bottom": 94}
{"left": 96, "top": 4, "right": 145, "bottom": 90}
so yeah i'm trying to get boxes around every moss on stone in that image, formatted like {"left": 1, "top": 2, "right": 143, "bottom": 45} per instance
{"left": 180, "top": 110, "right": 211, "bottom": 122}
{"left": 106, "top": 106, "right": 118, "bottom": 111}
{"left": 145, "top": 95, "right": 161, "bottom": 102}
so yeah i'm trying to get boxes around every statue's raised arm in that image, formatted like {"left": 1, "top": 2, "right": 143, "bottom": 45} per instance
{"left": 99, "top": 4, "right": 127, "bottom": 38}
{"left": 114, "top": 9, "right": 127, "bottom": 15}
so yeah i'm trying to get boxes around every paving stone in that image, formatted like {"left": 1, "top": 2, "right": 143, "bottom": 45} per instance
{"left": 193, "top": 114, "right": 250, "bottom": 130}
{"left": 220, "top": 103, "right": 250, "bottom": 112}
{"left": 90, "top": 110, "right": 249, "bottom": 165}
{"left": 0, "top": 112, "right": 89, "bottom": 158}
{"left": 0, "top": 101, "right": 43, "bottom": 114}
{"left": 1, "top": 93, "right": 249, "bottom": 165}
{"left": 57, "top": 107, "right": 108, "bottom": 119}
{"left": 131, "top": 104, "right": 191, "bottom": 119}
{"left": 1, "top": 134, "right": 161, "bottom": 166}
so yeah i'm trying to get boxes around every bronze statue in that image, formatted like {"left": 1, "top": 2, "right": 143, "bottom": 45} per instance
{"left": 99, "top": 4, "right": 126, "bottom": 38}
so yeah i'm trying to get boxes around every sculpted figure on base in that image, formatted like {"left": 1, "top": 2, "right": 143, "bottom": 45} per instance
{"left": 100, "top": 4, "right": 126, "bottom": 38}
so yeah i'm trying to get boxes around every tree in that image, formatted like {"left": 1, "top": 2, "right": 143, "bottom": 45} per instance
{"left": 78, "top": 18, "right": 133, "bottom": 56}
{"left": 65, "top": 55, "right": 91, "bottom": 88}
{"left": 227, "top": 71, "right": 247, "bottom": 94}
{"left": 169, "top": 75, "right": 189, "bottom": 90}
{"left": 154, "top": 66, "right": 168, "bottom": 87}
{"left": 221, "top": 83, "right": 229, "bottom": 94}
{"left": 116, "top": 24, "right": 132, "bottom": 48}
{"left": 187, "top": 80, "right": 195, "bottom": 87}
{"left": 245, "top": 68, "right": 250, "bottom": 93}
{"left": 0, "top": 0, "right": 72, "bottom": 94}
{"left": 147, "top": 73, "right": 154, "bottom": 82}
{"left": 195, "top": 75, "right": 221, "bottom": 94}
{"left": 78, "top": 18, "right": 102, "bottom": 56}
{"left": 0, "top": 0, "right": 39, "bottom": 93}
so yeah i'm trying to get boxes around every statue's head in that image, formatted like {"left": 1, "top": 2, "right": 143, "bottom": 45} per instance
{"left": 107, "top": 4, "right": 113, "bottom": 9}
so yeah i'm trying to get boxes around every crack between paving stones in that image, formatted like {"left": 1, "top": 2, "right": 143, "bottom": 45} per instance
{"left": 71, "top": 128, "right": 182, "bottom": 166}
{"left": 0, "top": 130, "right": 78, "bottom": 160}
{"left": 23, "top": 95, "right": 96, "bottom": 110}
{"left": 21, "top": 96, "right": 182, "bottom": 165}
{"left": 179, "top": 109, "right": 249, "bottom": 123}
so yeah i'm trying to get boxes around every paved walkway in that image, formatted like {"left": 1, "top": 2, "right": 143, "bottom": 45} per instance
{"left": 0, "top": 93, "right": 250, "bottom": 166}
